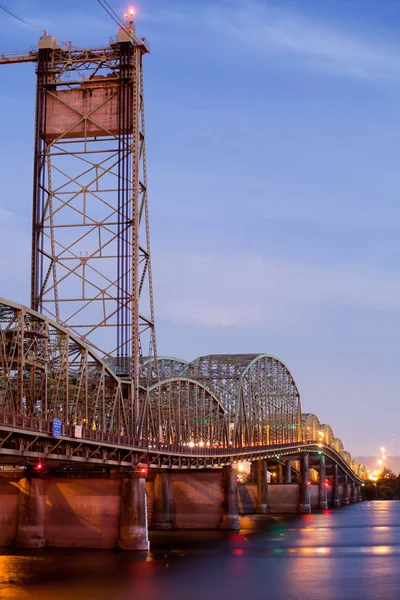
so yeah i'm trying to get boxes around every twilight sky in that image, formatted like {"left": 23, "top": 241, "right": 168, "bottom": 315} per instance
{"left": 1, "top": 0, "right": 400, "bottom": 457}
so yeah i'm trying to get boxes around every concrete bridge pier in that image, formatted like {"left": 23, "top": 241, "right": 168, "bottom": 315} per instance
{"left": 277, "top": 464, "right": 284, "bottom": 484}
{"left": 342, "top": 474, "right": 350, "bottom": 505}
{"left": 318, "top": 454, "right": 328, "bottom": 510}
{"left": 118, "top": 475, "right": 149, "bottom": 551}
{"left": 152, "top": 472, "right": 175, "bottom": 530}
{"left": 16, "top": 477, "right": 46, "bottom": 548}
{"left": 350, "top": 480, "right": 357, "bottom": 503}
{"left": 332, "top": 464, "right": 340, "bottom": 507}
{"left": 220, "top": 465, "right": 240, "bottom": 530}
{"left": 256, "top": 459, "right": 269, "bottom": 514}
{"left": 299, "top": 454, "right": 311, "bottom": 514}
{"left": 283, "top": 461, "right": 291, "bottom": 484}
{"left": 356, "top": 484, "right": 362, "bottom": 501}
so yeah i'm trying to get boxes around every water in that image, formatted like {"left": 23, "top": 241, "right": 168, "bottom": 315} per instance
{"left": 1, "top": 501, "right": 400, "bottom": 600}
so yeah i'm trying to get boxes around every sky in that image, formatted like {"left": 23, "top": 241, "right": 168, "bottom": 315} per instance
{"left": 1, "top": 0, "right": 400, "bottom": 457}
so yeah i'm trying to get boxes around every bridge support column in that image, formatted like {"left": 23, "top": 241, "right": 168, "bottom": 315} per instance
{"left": 350, "top": 481, "right": 356, "bottom": 503}
{"left": 256, "top": 459, "right": 269, "bottom": 514}
{"left": 283, "top": 461, "right": 291, "bottom": 484}
{"left": 342, "top": 474, "right": 349, "bottom": 505}
{"left": 357, "top": 484, "right": 362, "bottom": 501}
{"left": 299, "top": 454, "right": 311, "bottom": 514}
{"left": 332, "top": 464, "right": 340, "bottom": 507}
{"left": 220, "top": 466, "right": 240, "bottom": 530}
{"left": 153, "top": 472, "right": 175, "bottom": 530}
{"left": 277, "top": 464, "right": 284, "bottom": 484}
{"left": 16, "top": 477, "right": 45, "bottom": 548}
{"left": 118, "top": 476, "right": 149, "bottom": 551}
{"left": 318, "top": 455, "right": 328, "bottom": 510}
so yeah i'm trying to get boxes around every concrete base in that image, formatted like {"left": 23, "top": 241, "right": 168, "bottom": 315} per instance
{"left": 299, "top": 503, "right": 311, "bottom": 514}
{"left": 16, "top": 536, "right": 46, "bottom": 549}
{"left": 16, "top": 478, "right": 45, "bottom": 549}
{"left": 118, "top": 538, "right": 150, "bottom": 551}
{"left": 256, "top": 503, "right": 269, "bottom": 514}
{"left": 319, "top": 501, "right": 328, "bottom": 510}
{"left": 342, "top": 498, "right": 350, "bottom": 505}
{"left": 350, "top": 498, "right": 356, "bottom": 504}
{"left": 332, "top": 499, "right": 340, "bottom": 507}
{"left": 152, "top": 522, "right": 172, "bottom": 530}
{"left": 220, "top": 515, "right": 240, "bottom": 530}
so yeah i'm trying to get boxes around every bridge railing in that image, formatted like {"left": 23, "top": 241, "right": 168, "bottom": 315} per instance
{"left": 0, "top": 411, "right": 366, "bottom": 478}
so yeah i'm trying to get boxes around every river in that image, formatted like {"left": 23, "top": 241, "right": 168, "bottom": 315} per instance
{"left": 1, "top": 501, "right": 400, "bottom": 600}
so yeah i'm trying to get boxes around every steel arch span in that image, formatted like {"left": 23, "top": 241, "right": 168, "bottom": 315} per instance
{"left": 181, "top": 354, "right": 302, "bottom": 447}
{"left": 0, "top": 298, "right": 133, "bottom": 436}
{"left": 143, "top": 377, "right": 227, "bottom": 447}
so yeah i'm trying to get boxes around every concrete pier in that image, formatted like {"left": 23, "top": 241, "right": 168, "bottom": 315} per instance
{"left": 342, "top": 474, "right": 350, "bottom": 505}
{"left": 350, "top": 481, "right": 356, "bottom": 503}
{"left": 118, "top": 476, "right": 149, "bottom": 551}
{"left": 256, "top": 459, "right": 269, "bottom": 514}
{"left": 152, "top": 472, "right": 174, "bottom": 530}
{"left": 318, "top": 454, "right": 328, "bottom": 510}
{"left": 220, "top": 466, "right": 240, "bottom": 530}
{"left": 299, "top": 454, "right": 311, "bottom": 514}
{"left": 283, "top": 461, "right": 291, "bottom": 484}
{"left": 332, "top": 464, "right": 340, "bottom": 507}
{"left": 16, "top": 478, "right": 45, "bottom": 548}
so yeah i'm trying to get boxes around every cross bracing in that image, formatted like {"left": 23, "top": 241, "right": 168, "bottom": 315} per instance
{"left": 0, "top": 298, "right": 367, "bottom": 478}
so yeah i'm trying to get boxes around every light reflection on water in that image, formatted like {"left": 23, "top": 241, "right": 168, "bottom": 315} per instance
{"left": 1, "top": 501, "right": 400, "bottom": 600}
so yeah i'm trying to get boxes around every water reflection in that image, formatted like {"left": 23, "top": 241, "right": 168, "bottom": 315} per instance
{"left": 1, "top": 502, "right": 400, "bottom": 600}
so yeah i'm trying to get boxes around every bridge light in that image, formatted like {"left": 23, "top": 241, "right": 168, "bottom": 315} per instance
{"left": 276, "top": 455, "right": 280, "bottom": 459}
{"left": 307, "top": 480, "right": 312, "bottom": 486}
{"left": 318, "top": 451, "right": 322, "bottom": 455}
{"left": 34, "top": 462, "right": 43, "bottom": 471}
{"left": 139, "top": 466, "right": 148, "bottom": 477}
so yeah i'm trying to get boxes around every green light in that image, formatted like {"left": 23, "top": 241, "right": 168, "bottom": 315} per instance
{"left": 276, "top": 455, "right": 280, "bottom": 459}
{"left": 318, "top": 451, "right": 322, "bottom": 455}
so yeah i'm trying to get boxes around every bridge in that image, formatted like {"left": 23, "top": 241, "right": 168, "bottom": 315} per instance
{"left": 0, "top": 15, "right": 367, "bottom": 551}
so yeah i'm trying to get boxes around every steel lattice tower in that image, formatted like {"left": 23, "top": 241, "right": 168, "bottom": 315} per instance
{"left": 30, "top": 18, "right": 157, "bottom": 408}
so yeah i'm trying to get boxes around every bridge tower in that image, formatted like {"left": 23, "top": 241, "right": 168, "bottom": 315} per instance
{"left": 30, "top": 12, "right": 157, "bottom": 413}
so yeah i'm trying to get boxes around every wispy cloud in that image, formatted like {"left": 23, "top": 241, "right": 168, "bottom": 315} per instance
{"left": 144, "top": 0, "right": 400, "bottom": 79}
{"left": 153, "top": 249, "right": 400, "bottom": 329}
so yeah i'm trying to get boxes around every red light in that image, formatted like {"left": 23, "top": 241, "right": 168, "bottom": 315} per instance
{"left": 307, "top": 480, "right": 312, "bottom": 486}
{"left": 139, "top": 467, "right": 147, "bottom": 476}
{"left": 325, "top": 481, "right": 330, "bottom": 487}
{"left": 35, "top": 462, "right": 43, "bottom": 471}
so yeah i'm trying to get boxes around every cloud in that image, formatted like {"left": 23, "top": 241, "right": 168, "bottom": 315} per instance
{"left": 144, "top": 0, "right": 400, "bottom": 79}
{"left": 153, "top": 249, "right": 400, "bottom": 329}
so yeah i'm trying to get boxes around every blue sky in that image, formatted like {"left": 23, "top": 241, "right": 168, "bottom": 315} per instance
{"left": 1, "top": 0, "right": 400, "bottom": 457}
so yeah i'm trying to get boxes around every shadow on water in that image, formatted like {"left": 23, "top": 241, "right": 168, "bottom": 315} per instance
{"left": 1, "top": 502, "right": 400, "bottom": 600}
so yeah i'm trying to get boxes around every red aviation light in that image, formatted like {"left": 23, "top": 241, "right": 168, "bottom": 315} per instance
{"left": 34, "top": 462, "right": 43, "bottom": 472}
{"left": 139, "top": 466, "right": 148, "bottom": 477}
{"left": 307, "top": 480, "right": 312, "bottom": 486}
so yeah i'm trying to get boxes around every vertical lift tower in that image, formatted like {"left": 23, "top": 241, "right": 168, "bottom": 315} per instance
{"left": 0, "top": 11, "right": 158, "bottom": 430}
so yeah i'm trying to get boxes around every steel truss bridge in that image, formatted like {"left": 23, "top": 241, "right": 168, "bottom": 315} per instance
{"left": 0, "top": 299, "right": 367, "bottom": 483}
{"left": 0, "top": 21, "right": 367, "bottom": 487}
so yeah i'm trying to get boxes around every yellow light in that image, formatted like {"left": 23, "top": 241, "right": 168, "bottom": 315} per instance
{"left": 380, "top": 447, "right": 385, "bottom": 454}
{"left": 189, "top": 441, "right": 194, "bottom": 448}
{"left": 129, "top": 7, "right": 135, "bottom": 16}
{"left": 237, "top": 463, "right": 245, "bottom": 473}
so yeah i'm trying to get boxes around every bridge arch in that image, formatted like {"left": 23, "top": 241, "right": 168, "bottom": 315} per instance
{"left": 0, "top": 298, "right": 130, "bottom": 435}
{"left": 302, "top": 413, "right": 321, "bottom": 441}
{"left": 144, "top": 377, "right": 227, "bottom": 446}
{"left": 181, "top": 354, "right": 302, "bottom": 446}
{"left": 321, "top": 424, "right": 335, "bottom": 447}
